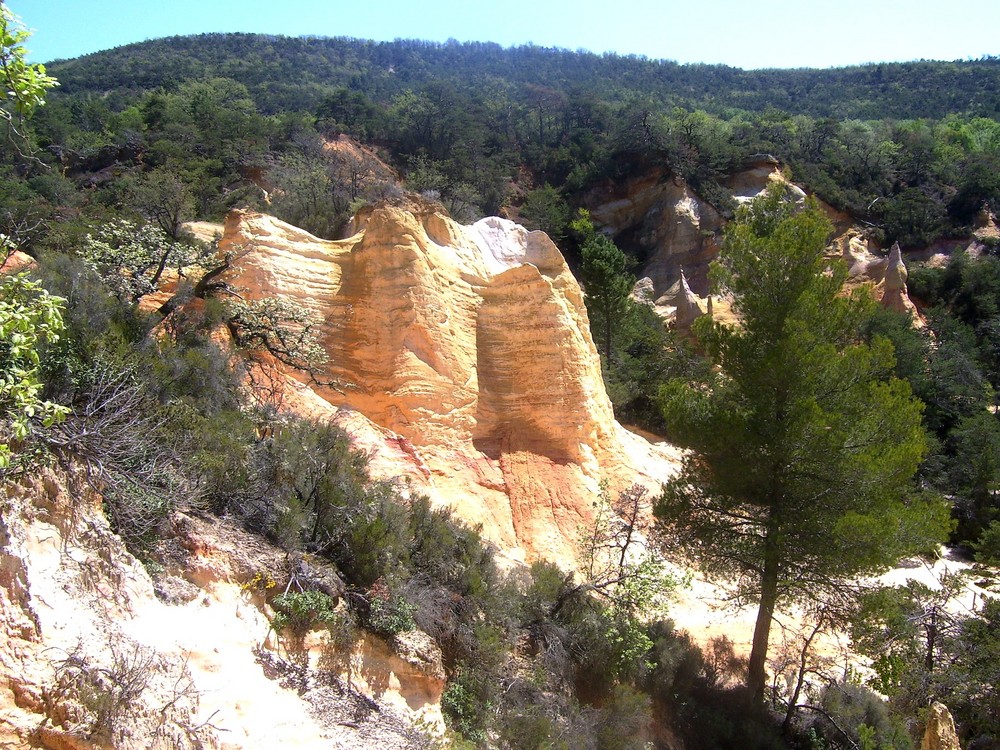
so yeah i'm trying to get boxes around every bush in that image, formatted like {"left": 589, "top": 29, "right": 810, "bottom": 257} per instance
{"left": 812, "top": 682, "right": 913, "bottom": 750}
{"left": 362, "top": 577, "right": 416, "bottom": 636}
{"left": 973, "top": 520, "right": 1000, "bottom": 564}
{"left": 441, "top": 676, "right": 489, "bottom": 745}
{"left": 270, "top": 589, "right": 343, "bottom": 658}
{"left": 49, "top": 643, "right": 156, "bottom": 741}
{"left": 604, "top": 301, "right": 706, "bottom": 434}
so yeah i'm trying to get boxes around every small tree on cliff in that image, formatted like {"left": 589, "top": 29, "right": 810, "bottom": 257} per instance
{"left": 655, "top": 186, "right": 949, "bottom": 704}
{"left": 573, "top": 210, "right": 634, "bottom": 363}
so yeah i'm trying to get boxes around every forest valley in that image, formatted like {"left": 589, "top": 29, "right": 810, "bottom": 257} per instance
{"left": 2, "top": 7, "right": 1000, "bottom": 750}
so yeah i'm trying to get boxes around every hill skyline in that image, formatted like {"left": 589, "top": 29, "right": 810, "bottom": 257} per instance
{"left": 21, "top": 0, "right": 1000, "bottom": 71}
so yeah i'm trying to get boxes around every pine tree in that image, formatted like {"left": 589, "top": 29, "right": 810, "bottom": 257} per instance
{"left": 655, "top": 186, "right": 949, "bottom": 702}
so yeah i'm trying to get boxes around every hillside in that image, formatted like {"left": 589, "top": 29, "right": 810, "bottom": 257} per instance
{"left": 47, "top": 35, "right": 1000, "bottom": 120}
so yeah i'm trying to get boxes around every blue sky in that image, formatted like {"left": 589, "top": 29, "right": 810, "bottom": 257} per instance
{"left": 16, "top": 0, "right": 1000, "bottom": 70}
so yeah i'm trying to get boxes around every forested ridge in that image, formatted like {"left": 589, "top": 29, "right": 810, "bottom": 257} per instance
{"left": 24, "top": 32, "right": 1000, "bottom": 257}
{"left": 2, "top": 21, "right": 1000, "bottom": 750}
{"left": 47, "top": 35, "right": 1000, "bottom": 120}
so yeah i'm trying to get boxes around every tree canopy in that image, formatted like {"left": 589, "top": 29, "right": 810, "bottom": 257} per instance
{"left": 655, "top": 186, "right": 950, "bottom": 702}
{"left": 0, "top": 5, "right": 64, "bottom": 469}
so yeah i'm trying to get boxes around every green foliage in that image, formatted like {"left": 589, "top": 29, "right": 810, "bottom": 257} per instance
{"left": 850, "top": 577, "right": 963, "bottom": 699}
{"left": 902, "top": 252, "right": 1000, "bottom": 548}
{"left": 363, "top": 577, "right": 416, "bottom": 636}
{"left": 405, "top": 497, "right": 494, "bottom": 598}
{"left": 851, "top": 590, "right": 1000, "bottom": 746}
{"left": 11, "top": 25, "right": 1000, "bottom": 750}
{"left": 602, "top": 300, "right": 706, "bottom": 432}
{"left": 879, "top": 188, "right": 948, "bottom": 248}
{"left": 972, "top": 519, "right": 1000, "bottom": 563}
{"left": 123, "top": 167, "right": 195, "bottom": 241}
{"left": 0, "top": 272, "right": 67, "bottom": 468}
{"left": 519, "top": 184, "right": 570, "bottom": 241}
{"left": 268, "top": 151, "right": 352, "bottom": 239}
{"left": 574, "top": 210, "right": 635, "bottom": 362}
{"left": 644, "top": 621, "right": 790, "bottom": 750}
{"left": 441, "top": 675, "right": 489, "bottom": 744}
{"left": 813, "top": 682, "right": 913, "bottom": 750}
{"left": 657, "top": 186, "right": 946, "bottom": 701}
{"left": 941, "top": 597, "right": 1000, "bottom": 743}
{"left": 79, "top": 218, "right": 209, "bottom": 303}
{"left": 0, "top": 5, "right": 58, "bottom": 127}
{"left": 226, "top": 296, "right": 328, "bottom": 373}
{"left": 947, "top": 412, "right": 1000, "bottom": 544}
{"left": 270, "top": 589, "right": 356, "bottom": 663}
{"left": 271, "top": 590, "right": 338, "bottom": 638}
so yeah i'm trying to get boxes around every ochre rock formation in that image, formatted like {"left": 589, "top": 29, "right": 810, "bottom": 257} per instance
{"left": 0, "top": 468, "right": 447, "bottom": 749}
{"left": 218, "top": 205, "right": 663, "bottom": 564}
{"left": 921, "top": 702, "right": 962, "bottom": 750}
{"left": 653, "top": 270, "right": 706, "bottom": 331}
{"left": 881, "top": 242, "right": 918, "bottom": 315}
{"left": 586, "top": 157, "right": 863, "bottom": 304}
{"left": 587, "top": 160, "right": 921, "bottom": 329}
{"left": 833, "top": 234, "right": 921, "bottom": 320}
{"left": 0, "top": 250, "right": 35, "bottom": 274}
{"left": 586, "top": 167, "right": 721, "bottom": 297}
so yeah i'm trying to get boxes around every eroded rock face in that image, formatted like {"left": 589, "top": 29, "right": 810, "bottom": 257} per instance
{"left": 585, "top": 159, "right": 813, "bottom": 304}
{"left": 0, "top": 470, "right": 223, "bottom": 750}
{"left": 654, "top": 270, "right": 705, "bottom": 330}
{"left": 586, "top": 168, "right": 721, "bottom": 297}
{"left": 588, "top": 161, "right": 921, "bottom": 329}
{"left": 0, "top": 469, "right": 445, "bottom": 750}
{"left": 220, "top": 206, "right": 654, "bottom": 563}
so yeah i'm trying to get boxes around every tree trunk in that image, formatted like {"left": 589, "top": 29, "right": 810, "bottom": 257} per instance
{"left": 748, "top": 547, "right": 780, "bottom": 703}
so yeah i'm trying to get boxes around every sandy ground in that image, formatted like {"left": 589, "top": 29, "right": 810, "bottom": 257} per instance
{"left": 123, "top": 583, "right": 336, "bottom": 750}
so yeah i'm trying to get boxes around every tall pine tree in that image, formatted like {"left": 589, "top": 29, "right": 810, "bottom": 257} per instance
{"left": 655, "top": 186, "right": 949, "bottom": 702}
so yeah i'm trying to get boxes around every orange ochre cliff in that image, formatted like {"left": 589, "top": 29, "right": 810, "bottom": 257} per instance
{"left": 216, "top": 204, "right": 679, "bottom": 565}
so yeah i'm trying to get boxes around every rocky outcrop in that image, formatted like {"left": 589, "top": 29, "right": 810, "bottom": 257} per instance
{"left": 586, "top": 159, "right": 879, "bottom": 315}
{"left": 0, "top": 468, "right": 444, "bottom": 750}
{"left": 584, "top": 159, "right": 807, "bottom": 304}
{"left": 0, "top": 469, "right": 222, "bottom": 749}
{"left": 882, "top": 242, "right": 918, "bottom": 315}
{"left": 0, "top": 250, "right": 35, "bottom": 274}
{"left": 586, "top": 168, "right": 721, "bottom": 298}
{"left": 921, "top": 702, "right": 962, "bottom": 750}
{"left": 726, "top": 155, "right": 805, "bottom": 206}
{"left": 833, "top": 234, "right": 921, "bottom": 320}
{"left": 218, "top": 205, "right": 666, "bottom": 564}
{"left": 653, "top": 270, "right": 706, "bottom": 330}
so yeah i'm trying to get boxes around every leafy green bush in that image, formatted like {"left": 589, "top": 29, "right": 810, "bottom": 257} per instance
{"left": 0, "top": 271, "right": 68, "bottom": 469}
{"left": 270, "top": 589, "right": 342, "bottom": 655}
{"left": 441, "top": 676, "right": 489, "bottom": 745}
{"left": 973, "top": 520, "right": 1000, "bottom": 563}
{"left": 362, "top": 578, "right": 416, "bottom": 636}
{"left": 813, "top": 682, "right": 913, "bottom": 750}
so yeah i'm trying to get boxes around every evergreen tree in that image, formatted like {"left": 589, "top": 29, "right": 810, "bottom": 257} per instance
{"left": 655, "top": 186, "right": 949, "bottom": 702}
{"left": 574, "top": 210, "right": 634, "bottom": 363}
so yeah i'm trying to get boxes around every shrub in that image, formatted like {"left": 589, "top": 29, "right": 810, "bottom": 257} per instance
{"left": 270, "top": 589, "right": 345, "bottom": 659}
{"left": 0, "top": 271, "right": 68, "bottom": 469}
{"left": 973, "top": 520, "right": 1000, "bottom": 564}
{"left": 812, "top": 682, "right": 913, "bottom": 750}
{"left": 49, "top": 643, "right": 156, "bottom": 741}
{"left": 362, "top": 578, "right": 416, "bottom": 636}
{"left": 441, "top": 677, "right": 488, "bottom": 745}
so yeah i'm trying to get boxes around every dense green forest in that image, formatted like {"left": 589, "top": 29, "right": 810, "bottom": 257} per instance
{"left": 14, "top": 33, "right": 1000, "bottom": 251}
{"left": 2, "top": 17, "right": 1000, "bottom": 750}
